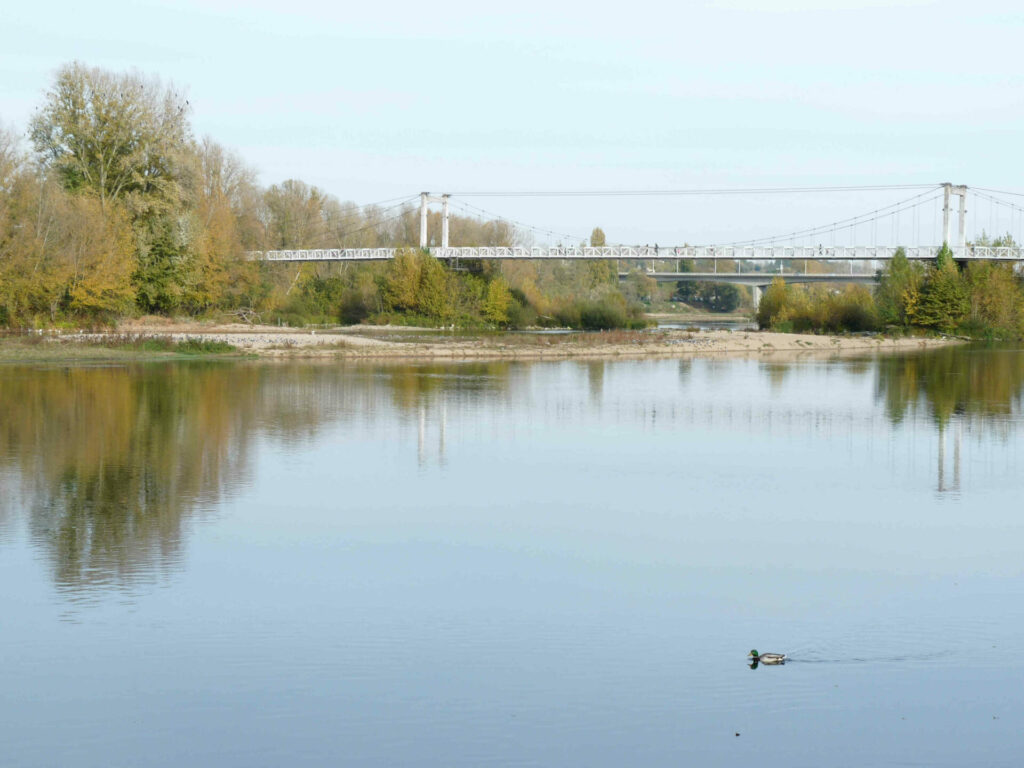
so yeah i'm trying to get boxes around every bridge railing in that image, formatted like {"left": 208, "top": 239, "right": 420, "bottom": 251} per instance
{"left": 249, "top": 245, "right": 1024, "bottom": 262}
{"left": 256, "top": 248, "right": 397, "bottom": 261}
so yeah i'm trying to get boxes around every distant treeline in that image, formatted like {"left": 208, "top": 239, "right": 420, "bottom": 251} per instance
{"left": 0, "top": 63, "right": 647, "bottom": 329}
{"left": 757, "top": 245, "right": 1024, "bottom": 339}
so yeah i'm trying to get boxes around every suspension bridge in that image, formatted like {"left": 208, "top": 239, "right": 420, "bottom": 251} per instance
{"left": 250, "top": 183, "right": 1024, "bottom": 304}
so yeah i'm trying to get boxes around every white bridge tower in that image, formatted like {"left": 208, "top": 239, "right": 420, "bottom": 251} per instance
{"left": 419, "top": 192, "right": 450, "bottom": 249}
{"left": 942, "top": 183, "right": 968, "bottom": 248}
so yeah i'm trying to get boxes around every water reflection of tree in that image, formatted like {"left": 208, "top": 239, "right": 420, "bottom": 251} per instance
{"left": 379, "top": 362, "right": 515, "bottom": 467}
{"left": 760, "top": 362, "right": 791, "bottom": 393}
{"left": 875, "top": 346, "right": 1024, "bottom": 428}
{"left": 875, "top": 346, "right": 1024, "bottom": 493}
{"left": 586, "top": 361, "right": 605, "bottom": 403}
{"left": 0, "top": 364, "right": 263, "bottom": 592}
{"left": 383, "top": 361, "right": 514, "bottom": 411}
{"left": 0, "top": 361, "right": 517, "bottom": 594}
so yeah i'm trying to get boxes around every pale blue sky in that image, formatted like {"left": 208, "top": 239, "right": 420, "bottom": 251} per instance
{"left": 2, "top": 0, "right": 1022, "bottom": 244}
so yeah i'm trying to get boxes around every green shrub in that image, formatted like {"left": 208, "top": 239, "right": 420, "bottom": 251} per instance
{"left": 822, "top": 286, "right": 878, "bottom": 332}
{"left": 757, "top": 279, "right": 878, "bottom": 333}
{"left": 173, "top": 338, "right": 236, "bottom": 354}
{"left": 578, "top": 298, "right": 627, "bottom": 330}
{"left": 505, "top": 298, "right": 537, "bottom": 329}
{"left": 338, "top": 287, "right": 375, "bottom": 324}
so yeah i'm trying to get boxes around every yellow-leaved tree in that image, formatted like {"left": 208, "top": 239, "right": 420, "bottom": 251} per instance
{"left": 483, "top": 277, "right": 513, "bottom": 326}
{"left": 62, "top": 195, "right": 137, "bottom": 318}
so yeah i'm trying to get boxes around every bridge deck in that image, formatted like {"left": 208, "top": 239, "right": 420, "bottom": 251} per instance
{"left": 251, "top": 245, "right": 1024, "bottom": 263}
{"left": 634, "top": 272, "right": 877, "bottom": 285}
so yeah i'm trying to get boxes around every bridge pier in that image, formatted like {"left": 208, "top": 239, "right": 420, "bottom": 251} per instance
{"left": 751, "top": 285, "right": 763, "bottom": 313}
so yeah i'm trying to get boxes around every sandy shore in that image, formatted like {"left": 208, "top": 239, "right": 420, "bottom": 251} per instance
{"left": 77, "top": 319, "right": 959, "bottom": 361}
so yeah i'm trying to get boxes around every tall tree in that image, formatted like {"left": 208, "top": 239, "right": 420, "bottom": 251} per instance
{"left": 29, "top": 62, "right": 191, "bottom": 215}
{"left": 0, "top": 124, "right": 20, "bottom": 191}
{"left": 482, "top": 277, "right": 513, "bottom": 325}
{"left": 382, "top": 248, "right": 422, "bottom": 311}
{"left": 910, "top": 250, "right": 968, "bottom": 332}
{"left": 875, "top": 246, "right": 923, "bottom": 326}
{"left": 187, "top": 138, "right": 260, "bottom": 309}
{"left": 263, "top": 179, "right": 330, "bottom": 249}
{"left": 0, "top": 174, "right": 136, "bottom": 322}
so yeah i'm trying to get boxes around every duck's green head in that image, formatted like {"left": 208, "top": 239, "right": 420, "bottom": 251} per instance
{"left": 749, "top": 649, "right": 759, "bottom": 658}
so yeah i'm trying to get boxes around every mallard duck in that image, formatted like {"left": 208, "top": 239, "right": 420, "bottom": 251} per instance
{"left": 748, "top": 649, "right": 786, "bottom": 664}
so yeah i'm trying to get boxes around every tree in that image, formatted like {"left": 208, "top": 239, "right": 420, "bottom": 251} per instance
{"left": 338, "top": 267, "right": 382, "bottom": 324}
{"left": 706, "top": 283, "right": 741, "bottom": 312}
{"left": 935, "top": 242, "right": 956, "bottom": 271}
{"left": 134, "top": 216, "right": 189, "bottom": 313}
{"left": 756, "top": 278, "right": 790, "bottom": 329}
{"left": 909, "top": 250, "right": 969, "bottom": 332}
{"left": 482, "top": 277, "right": 513, "bottom": 325}
{"left": 581, "top": 261, "right": 616, "bottom": 293}
{"left": 416, "top": 254, "right": 452, "bottom": 320}
{"left": 382, "top": 248, "right": 422, "bottom": 312}
{"left": 972, "top": 231, "right": 1016, "bottom": 248}
{"left": 965, "top": 262, "right": 1024, "bottom": 336}
{"left": 674, "top": 280, "right": 741, "bottom": 312}
{"left": 263, "top": 179, "right": 330, "bottom": 249}
{"left": 875, "top": 247, "right": 923, "bottom": 326}
{"left": 0, "top": 173, "right": 136, "bottom": 322}
{"left": 0, "top": 124, "right": 20, "bottom": 191}
{"left": 61, "top": 196, "right": 137, "bottom": 318}
{"left": 29, "top": 62, "right": 191, "bottom": 215}
{"left": 621, "top": 270, "right": 657, "bottom": 303}
{"left": 187, "top": 138, "right": 260, "bottom": 309}
{"left": 0, "top": 126, "right": 24, "bottom": 314}
{"left": 590, "top": 227, "right": 606, "bottom": 247}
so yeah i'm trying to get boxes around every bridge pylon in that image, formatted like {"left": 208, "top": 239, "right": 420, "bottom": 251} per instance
{"left": 419, "top": 192, "right": 450, "bottom": 249}
{"left": 942, "top": 183, "right": 968, "bottom": 248}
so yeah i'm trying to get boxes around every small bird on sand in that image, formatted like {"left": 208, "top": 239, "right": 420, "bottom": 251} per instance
{"left": 748, "top": 649, "right": 786, "bottom": 665}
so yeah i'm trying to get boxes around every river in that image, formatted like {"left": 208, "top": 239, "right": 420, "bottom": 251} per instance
{"left": 1, "top": 344, "right": 1022, "bottom": 766}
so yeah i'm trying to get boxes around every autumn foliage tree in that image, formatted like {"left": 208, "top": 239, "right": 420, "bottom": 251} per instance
{"left": 482, "top": 277, "right": 513, "bottom": 325}
{"left": 907, "top": 245, "right": 969, "bottom": 332}
{"left": 29, "top": 63, "right": 190, "bottom": 214}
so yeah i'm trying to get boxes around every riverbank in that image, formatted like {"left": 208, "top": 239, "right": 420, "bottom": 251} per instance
{"left": 0, "top": 333, "right": 246, "bottom": 363}
{"left": 0, "top": 320, "right": 959, "bottom": 363}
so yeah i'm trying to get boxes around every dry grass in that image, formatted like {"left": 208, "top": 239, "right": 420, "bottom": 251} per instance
{"left": 472, "top": 330, "right": 671, "bottom": 348}
{"left": 0, "top": 332, "right": 240, "bottom": 363}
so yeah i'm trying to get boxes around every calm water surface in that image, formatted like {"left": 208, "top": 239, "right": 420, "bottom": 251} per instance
{"left": 1, "top": 345, "right": 1023, "bottom": 767}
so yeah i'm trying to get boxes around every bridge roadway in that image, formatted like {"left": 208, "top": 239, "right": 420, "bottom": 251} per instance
{"left": 251, "top": 244, "right": 1024, "bottom": 263}
{"left": 628, "top": 272, "right": 877, "bottom": 285}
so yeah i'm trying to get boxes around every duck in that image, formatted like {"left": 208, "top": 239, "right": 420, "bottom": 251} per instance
{"left": 748, "top": 649, "right": 786, "bottom": 665}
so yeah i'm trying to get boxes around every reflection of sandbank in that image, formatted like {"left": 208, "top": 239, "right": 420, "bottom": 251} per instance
{"left": 95, "top": 322, "right": 959, "bottom": 362}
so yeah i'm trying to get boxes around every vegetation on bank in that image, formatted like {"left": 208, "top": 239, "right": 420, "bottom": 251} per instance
{"left": 0, "top": 63, "right": 654, "bottom": 331}
{"left": 757, "top": 244, "right": 1024, "bottom": 339}
{"left": 8, "top": 63, "right": 1020, "bottom": 338}
{"left": 291, "top": 247, "right": 649, "bottom": 331}
{"left": 0, "top": 333, "right": 239, "bottom": 362}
